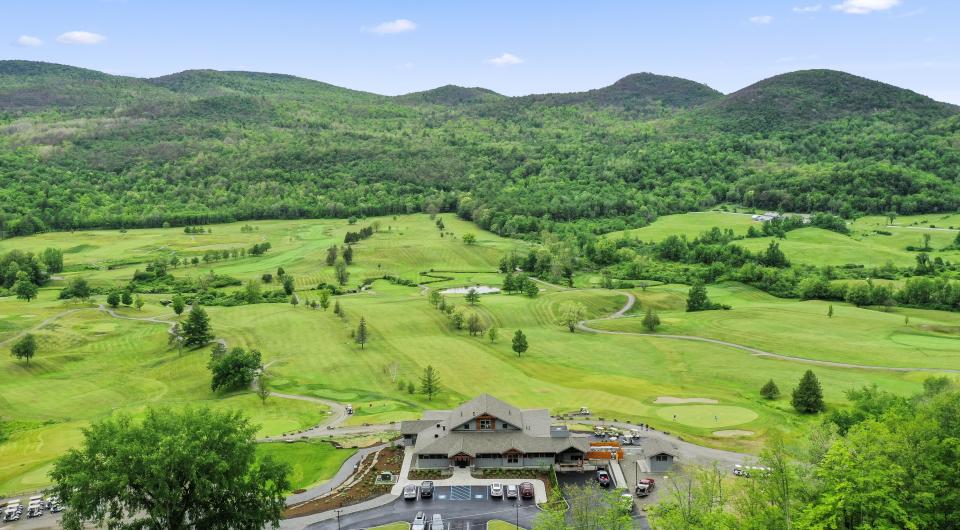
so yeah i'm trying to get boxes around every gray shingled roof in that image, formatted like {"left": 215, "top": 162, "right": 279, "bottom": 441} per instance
{"left": 416, "top": 431, "right": 591, "bottom": 457}
{"left": 643, "top": 437, "right": 679, "bottom": 458}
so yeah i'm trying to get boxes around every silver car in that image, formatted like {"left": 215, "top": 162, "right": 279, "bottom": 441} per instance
{"left": 431, "top": 513, "right": 444, "bottom": 529}
{"left": 403, "top": 484, "right": 419, "bottom": 500}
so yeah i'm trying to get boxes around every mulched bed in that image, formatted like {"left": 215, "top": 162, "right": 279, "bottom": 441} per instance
{"left": 283, "top": 447, "right": 404, "bottom": 518}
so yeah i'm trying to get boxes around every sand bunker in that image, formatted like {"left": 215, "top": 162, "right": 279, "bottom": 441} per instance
{"left": 655, "top": 396, "right": 719, "bottom": 404}
{"left": 713, "top": 430, "right": 755, "bottom": 437}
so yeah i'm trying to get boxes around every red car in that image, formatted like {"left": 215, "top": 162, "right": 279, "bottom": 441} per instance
{"left": 519, "top": 482, "right": 534, "bottom": 499}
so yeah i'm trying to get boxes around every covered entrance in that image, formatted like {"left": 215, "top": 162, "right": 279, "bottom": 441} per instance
{"left": 451, "top": 452, "right": 474, "bottom": 468}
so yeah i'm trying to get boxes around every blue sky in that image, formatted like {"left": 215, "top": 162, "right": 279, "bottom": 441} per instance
{"left": 3, "top": 0, "right": 959, "bottom": 103}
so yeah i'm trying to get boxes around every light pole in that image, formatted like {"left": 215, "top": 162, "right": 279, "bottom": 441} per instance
{"left": 516, "top": 500, "right": 520, "bottom": 528}
{"left": 335, "top": 508, "right": 342, "bottom": 530}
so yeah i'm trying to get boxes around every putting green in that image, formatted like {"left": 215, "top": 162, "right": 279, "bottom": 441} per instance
{"left": 656, "top": 405, "right": 758, "bottom": 428}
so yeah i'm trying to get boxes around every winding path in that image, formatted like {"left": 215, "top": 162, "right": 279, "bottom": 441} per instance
{"left": 577, "top": 292, "right": 960, "bottom": 374}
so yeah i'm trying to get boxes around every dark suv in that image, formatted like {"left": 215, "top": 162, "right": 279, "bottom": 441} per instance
{"left": 420, "top": 480, "right": 434, "bottom": 498}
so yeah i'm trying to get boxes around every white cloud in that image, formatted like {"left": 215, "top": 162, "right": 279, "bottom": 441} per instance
{"left": 749, "top": 15, "right": 774, "bottom": 24}
{"left": 56, "top": 31, "right": 107, "bottom": 44}
{"left": 395, "top": 62, "right": 415, "bottom": 70}
{"left": 792, "top": 4, "right": 823, "bottom": 13}
{"left": 831, "top": 0, "right": 900, "bottom": 14}
{"left": 485, "top": 52, "right": 523, "bottom": 66}
{"left": 16, "top": 35, "right": 43, "bottom": 47}
{"left": 370, "top": 19, "right": 416, "bottom": 34}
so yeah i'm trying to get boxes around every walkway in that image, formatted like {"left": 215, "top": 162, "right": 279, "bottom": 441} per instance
{"left": 285, "top": 444, "right": 388, "bottom": 506}
{"left": 577, "top": 292, "right": 960, "bottom": 374}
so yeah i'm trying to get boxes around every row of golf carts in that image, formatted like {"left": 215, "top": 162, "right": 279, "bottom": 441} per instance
{"left": 2, "top": 495, "right": 63, "bottom": 522}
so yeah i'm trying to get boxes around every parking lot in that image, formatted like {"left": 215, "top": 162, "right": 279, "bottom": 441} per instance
{"left": 305, "top": 485, "right": 540, "bottom": 530}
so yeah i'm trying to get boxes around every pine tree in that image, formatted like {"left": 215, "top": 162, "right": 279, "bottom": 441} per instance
{"left": 760, "top": 379, "right": 781, "bottom": 400}
{"left": 642, "top": 308, "right": 661, "bottom": 332}
{"left": 512, "top": 329, "right": 528, "bottom": 357}
{"left": 325, "top": 245, "right": 338, "bottom": 266}
{"left": 792, "top": 370, "right": 825, "bottom": 413}
{"left": 318, "top": 289, "right": 331, "bottom": 311}
{"left": 356, "top": 316, "right": 368, "bottom": 348}
{"left": 827, "top": 304, "right": 834, "bottom": 318}
{"left": 182, "top": 304, "right": 214, "bottom": 347}
{"left": 420, "top": 365, "right": 440, "bottom": 400}
{"left": 256, "top": 374, "right": 270, "bottom": 404}
{"left": 343, "top": 245, "right": 354, "bottom": 265}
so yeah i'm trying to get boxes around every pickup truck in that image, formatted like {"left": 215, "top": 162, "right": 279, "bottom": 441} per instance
{"left": 636, "top": 478, "right": 656, "bottom": 497}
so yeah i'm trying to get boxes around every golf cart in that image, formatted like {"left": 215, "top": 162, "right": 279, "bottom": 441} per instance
{"left": 579, "top": 407, "right": 590, "bottom": 415}
{"left": 636, "top": 478, "right": 656, "bottom": 497}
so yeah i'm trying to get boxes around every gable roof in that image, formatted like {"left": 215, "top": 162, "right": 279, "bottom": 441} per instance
{"left": 448, "top": 394, "right": 526, "bottom": 428}
{"left": 643, "top": 437, "right": 679, "bottom": 458}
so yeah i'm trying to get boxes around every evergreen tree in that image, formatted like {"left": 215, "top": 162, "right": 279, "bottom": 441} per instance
{"left": 642, "top": 308, "right": 661, "bottom": 332}
{"left": 761, "top": 379, "right": 781, "bottom": 400}
{"left": 334, "top": 259, "right": 349, "bottom": 286}
{"left": 512, "top": 329, "right": 528, "bottom": 357}
{"left": 325, "top": 246, "right": 337, "bottom": 266}
{"left": 289, "top": 294, "right": 299, "bottom": 308}
{"left": 792, "top": 370, "right": 825, "bottom": 413}
{"left": 356, "top": 316, "right": 368, "bottom": 348}
{"left": 11, "top": 333, "right": 37, "bottom": 364}
{"left": 256, "top": 374, "right": 270, "bottom": 404}
{"left": 523, "top": 278, "right": 539, "bottom": 298}
{"left": 182, "top": 304, "right": 214, "bottom": 347}
{"left": 333, "top": 300, "right": 343, "bottom": 318}
{"left": 276, "top": 266, "right": 285, "bottom": 278}
{"left": 502, "top": 272, "right": 516, "bottom": 294}
{"left": 420, "top": 365, "right": 440, "bottom": 401}
{"left": 827, "top": 304, "right": 834, "bottom": 318}
{"left": 343, "top": 245, "right": 353, "bottom": 265}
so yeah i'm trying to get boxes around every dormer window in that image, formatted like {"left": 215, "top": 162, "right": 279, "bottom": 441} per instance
{"left": 479, "top": 419, "right": 493, "bottom": 430}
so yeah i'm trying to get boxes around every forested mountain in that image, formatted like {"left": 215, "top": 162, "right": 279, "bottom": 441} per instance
{"left": 1, "top": 61, "right": 958, "bottom": 239}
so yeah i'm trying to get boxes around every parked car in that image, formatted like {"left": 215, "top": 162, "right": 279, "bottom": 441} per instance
{"left": 489, "top": 483, "right": 504, "bottom": 498}
{"left": 519, "top": 482, "right": 535, "bottom": 499}
{"left": 636, "top": 478, "right": 656, "bottom": 497}
{"left": 431, "top": 513, "right": 444, "bottom": 529}
{"left": 420, "top": 480, "right": 434, "bottom": 498}
{"left": 412, "top": 511, "right": 427, "bottom": 530}
{"left": 596, "top": 469, "right": 611, "bottom": 488}
{"left": 505, "top": 484, "right": 519, "bottom": 499}
{"left": 403, "top": 484, "right": 419, "bottom": 500}
{"left": 618, "top": 491, "right": 635, "bottom": 514}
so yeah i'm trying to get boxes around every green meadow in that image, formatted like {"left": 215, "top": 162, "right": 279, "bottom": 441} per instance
{"left": 1, "top": 213, "right": 957, "bottom": 494}
{"left": 255, "top": 440, "right": 357, "bottom": 493}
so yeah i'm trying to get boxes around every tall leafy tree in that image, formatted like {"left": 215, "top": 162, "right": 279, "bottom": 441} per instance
{"left": 11, "top": 333, "right": 37, "bottom": 364}
{"left": 50, "top": 408, "right": 289, "bottom": 530}
{"left": 171, "top": 294, "right": 186, "bottom": 317}
{"left": 686, "top": 282, "right": 711, "bottom": 312}
{"left": 557, "top": 301, "right": 587, "bottom": 332}
{"left": 106, "top": 290, "right": 121, "bottom": 308}
{"left": 14, "top": 270, "right": 38, "bottom": 302}
{"left": 512, "top": 329, "right": 529, "bottom": 357}
{"left": 208, "top": 347, "right": 262, "bottom": 392}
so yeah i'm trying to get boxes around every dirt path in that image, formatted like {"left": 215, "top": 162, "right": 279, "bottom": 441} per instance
{"left": 577, "top": 292, "right": 960, "bottom": 374}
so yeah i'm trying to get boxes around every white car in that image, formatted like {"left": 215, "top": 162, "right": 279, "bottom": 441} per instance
{"left": 431, "top": 513, "right": 444, "bottom": 529}
{"left": 489, "top": 483, "right": 504, "bottom": 498}
{"left": 403, "top": 484, "right": 419, "bottom": 500}
{"left": 505, "top": 484, "right": 519, "bottom": 499}
{"left": 412, "top": 511, "right": 427, "bottom": 530}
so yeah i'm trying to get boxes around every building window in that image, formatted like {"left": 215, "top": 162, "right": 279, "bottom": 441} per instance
{"left": 479, "top": 419, "right": 493, "bottom": 430}
{"left": 654, "top": 454, "right": 670, "bottom": 462}
{"left": 507, "top": 453, "right": 520, "bottom": 464}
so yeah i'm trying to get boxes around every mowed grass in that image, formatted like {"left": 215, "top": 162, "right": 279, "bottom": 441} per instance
{"left": 255, "top": 440, "right": 356, "bottom": 492}
{"left": 0, "top": 214, "right": 526, "bottom": 291}
{"left": 598, "top": 211, "right": 960, "bottom": 268}
{"left": 593, "top": 282, "right": 960, "bottom": 370}
{"left": 604, "top": 212, "right": 757, "bottom": 242}
{"left": 1, "top": 214, "right": 955, "bottom": 494}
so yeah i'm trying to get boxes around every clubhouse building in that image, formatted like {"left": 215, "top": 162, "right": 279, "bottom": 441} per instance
{"left": 401, "top": 394, "right": 592, "bottom": 470}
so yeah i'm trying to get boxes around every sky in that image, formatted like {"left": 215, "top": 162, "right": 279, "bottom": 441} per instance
{"left": 3, "top": 0, "right": 959, "bottom": 103}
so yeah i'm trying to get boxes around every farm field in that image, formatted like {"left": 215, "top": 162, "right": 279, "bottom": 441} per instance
{"left": 0, "top": 214, "right": 955, "bottom": 495}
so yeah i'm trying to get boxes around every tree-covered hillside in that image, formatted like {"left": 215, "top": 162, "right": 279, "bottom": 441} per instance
{"left": 1, "top": 61, "right": 958, "bottom": 239}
